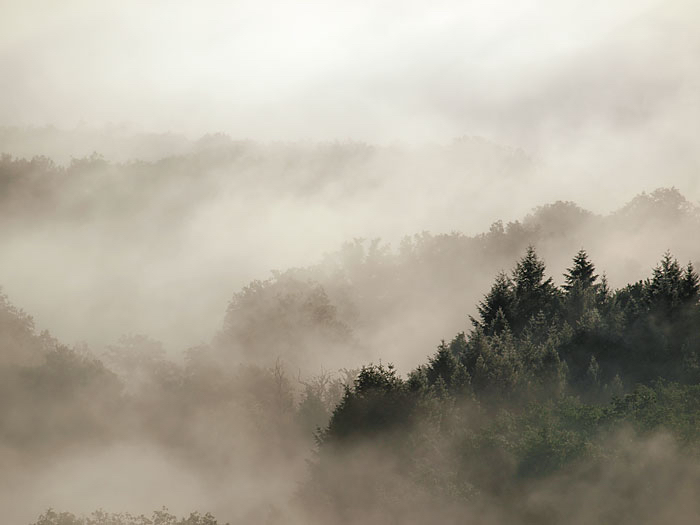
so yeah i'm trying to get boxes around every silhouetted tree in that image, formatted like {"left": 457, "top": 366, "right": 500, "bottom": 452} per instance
{"left": 511, "top": 246, "right": 558, "bottom": 332}
{"left": 563, "top": 249, "right": 598, "bottom": 291}
{"left": 473, "top": 271, "right": 515, "bottom": 335}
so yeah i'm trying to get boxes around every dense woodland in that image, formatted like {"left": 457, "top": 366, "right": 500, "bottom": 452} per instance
{"left": 308, "top": 247, "right": 700, "bottom": 522}
{"left": 2, "top": 137, "right": 700, "bottom": 524}
{"left": 3, "top": 205, "right": 700, "bottom": 522}
{"left": 3, "top": 0, "right": 699, "bottom": 521}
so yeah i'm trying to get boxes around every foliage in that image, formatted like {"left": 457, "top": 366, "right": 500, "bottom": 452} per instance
{"left": 31, "top": 508, "right": 226, "bottom": 525}
{"left": 310, "top": 246, "right": 700, "bottom": 511}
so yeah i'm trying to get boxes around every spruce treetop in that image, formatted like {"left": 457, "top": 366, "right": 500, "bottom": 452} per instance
{"left": 563, "top": 249, "right": 598, "bottom": 291}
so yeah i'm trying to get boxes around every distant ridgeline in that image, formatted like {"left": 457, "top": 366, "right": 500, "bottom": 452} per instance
{"left": 306, "top": 247, "right": 700, "bottom": 521}
{"left": 11, "top": 245, "right": 700, "bottom": 523}
{"left": 29, "top": 509, "right": 226, "bottom": 525}
{"left": 210, "top": 187, "right": 700, "bottom": 372}
{"left": 1, "top": 184, "right": 700, "bottom": 523}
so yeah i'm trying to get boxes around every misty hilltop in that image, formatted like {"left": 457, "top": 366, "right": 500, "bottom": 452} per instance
{"left": 2, "top": 128, "right": 700, "bottom": 525}
{"left": 3, "top": 0, "right": 700, "bottom": 523}
{"left": 1, "top": 149, "right": 700, "bottom": 523}
{"left": 0, "top": 132, "right": 698, "bottom": 354}
{"left": 4, "top": 228, "right": 700, "bottom": 524}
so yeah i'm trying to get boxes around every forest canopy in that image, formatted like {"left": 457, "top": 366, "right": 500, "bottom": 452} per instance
{"left": 1, "top": 153, "right": 699, "bottom": 523}
{"left": 307, "top": 247, "right": 700, "bottom": 523}
{"left": 4, "top": 241, "right": 700, "bottom": 524}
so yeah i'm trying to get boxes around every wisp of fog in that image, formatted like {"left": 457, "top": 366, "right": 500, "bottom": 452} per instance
{"left": 1, "top": 1, "right": 700, "bottom": 524}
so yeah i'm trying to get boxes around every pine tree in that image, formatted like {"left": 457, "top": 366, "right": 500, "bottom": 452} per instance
{"left": 646, "top": 251, "right": 684, "bottom": 313}
{"left": 596, "top": 273, "right": 611, "bottom": 306}
{"left": 562, "top": 250, "right": 599, "bottom": 323}
{"left": 489, "top": 307, "right": 511, "bottom": 335}
{"left": 426, "top": 341, "right": 471, "bottom": 395}
{"left": 511, "top": 246, "right": 557, "bottom": 331}
{"left": 681, "top": 262, "right": 700, "bottom": 303}
{"left": 563, "top": 249, "right": 598, "bottom": 291}
{"left": 473, "top": 271, "right": 514, "bottom": 334}
{"left": 514, "top": 246, "right": 549, "bottom": 292}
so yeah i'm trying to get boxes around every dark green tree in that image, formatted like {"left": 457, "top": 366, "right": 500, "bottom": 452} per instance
{"left": 322, "top": 363, "right": 413, "bottom": 444}
{"left": 511, "top": 246, "right": 558, "bottom": 331}
{"left": 646, "top": 251, "right": 684, "bottom": 314}
{"left": 563, "top": 249, "right": 598, "bottom": 291}
{"left": 681, "top": 262, "right": 700, "bottom": 303}
{"left": 425, "top": 341, "right": 471, "bottom": 395}
{"left": 472, "top": 272, "right": 514, "bottom": 334}
{"left": 562, "top": 250, "right": 599, "bottom": 324}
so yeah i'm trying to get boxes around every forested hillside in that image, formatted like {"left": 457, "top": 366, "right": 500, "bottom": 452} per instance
{"left": 4, "top": 1, "right": 699, "bottom": 522}
{"left": 305, "top": 248, "right": 700, "bottom": 524}
{"left": 4, "top": 217, "right": 700, "bottom": 523}
{"left": 212, "top": 187, "right": 700, "bottom": 371}
{"left": 0, "top": 136, "right": 534, "bottom": 349}
{"left": 1, "top": 143, "right": 699, "bottom": 525}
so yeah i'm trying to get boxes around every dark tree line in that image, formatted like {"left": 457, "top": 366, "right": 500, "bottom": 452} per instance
{"left": 308, "top": 247, "right": 700, "bottom": 520}
{"left": 1, "top": 183, "right": 699, "bottom": 523}
{"left": 31, "top": 508, "right": 225, "bottom": 525}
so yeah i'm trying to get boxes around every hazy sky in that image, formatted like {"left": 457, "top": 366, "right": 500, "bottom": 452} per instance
{"left": 2, "top": 0, "right": 698, "bottom": 148}
{"left": 3, "top": 4, "right": 700, "bottom": 523}
{"left": 1, "top": 0, "right": 699, "bottom": 350}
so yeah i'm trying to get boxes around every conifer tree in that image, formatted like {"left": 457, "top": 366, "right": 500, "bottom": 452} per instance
{"left": 681, "top": 262, "right": 700, "bottom": 303}
{"left": 563, "top": 249, "right": 598, "bottom": 291}
{"left": 562, "top": 250, "right": 599, "bottom": 323}
{"left": 473, "top": 271, "right": 514, "bottom": 334}
{"left": 596, "top": 273, "right": 611, "bottom": 306}
{"left": 646, "top": 252, "right": 684, "bottom": 313}
{"left": 511, "top": 246, "right": 557, "bottom": 330}
{"left": 426, "top": 341, "right": 470, "bottom": 394}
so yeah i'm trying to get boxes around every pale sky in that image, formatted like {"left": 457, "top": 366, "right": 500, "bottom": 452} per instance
{"left": 2, "top": 0, "right": 697, "bottom": 147}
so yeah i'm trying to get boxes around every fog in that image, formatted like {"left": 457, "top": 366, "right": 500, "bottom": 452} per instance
{"left": 3, "top": 0, "right": 700, "bottom": 180}
{"left": 1, "top": 1, "right": 700, "bottom": 524}
{"left": 4, "top": 1, "right": 698, "bottom": 145}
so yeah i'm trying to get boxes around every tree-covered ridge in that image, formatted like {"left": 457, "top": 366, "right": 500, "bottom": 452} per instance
{"left": 0, "top": 136, "right": 530, "bottom": 226}
{"left": 210, "top": 188, "right": 700, "bottom": 373}
{"left": 31, "top": 508, "right": 226, "bottom": 525}
{"left": 319, "top": 246, "right": 700, "bottom": 415}
{"left": 309, "top": 248, "right": 700, "bottom": 521}
{"left": 0, "top": 136, "right": 538, "bottom": 351}
{"left": 2, "top": 188, "right": 699, "bottom": 523}
{"left": 466, "top": 248, "right": 700, "bottom": 391}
